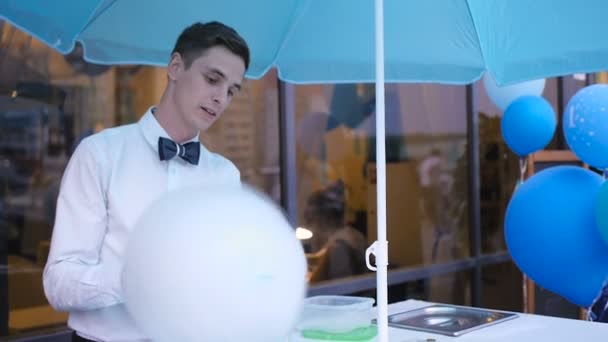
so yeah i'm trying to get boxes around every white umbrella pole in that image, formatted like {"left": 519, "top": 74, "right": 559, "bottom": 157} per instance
{"left": 374, "top": 0, "right": 389, "bottom": 340}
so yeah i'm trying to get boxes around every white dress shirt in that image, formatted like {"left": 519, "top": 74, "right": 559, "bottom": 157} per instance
{"left": 43, "top": 107, "right": 240, "bottom": 341}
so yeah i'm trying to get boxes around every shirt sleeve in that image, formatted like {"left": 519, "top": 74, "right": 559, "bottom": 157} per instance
{"left": 43, "top": 137, "right": 123, "bottom": 312}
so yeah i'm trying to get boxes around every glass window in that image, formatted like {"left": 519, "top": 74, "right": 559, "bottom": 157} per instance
{"left": 297, "top": 83, "right": 470, "bottom": 285}
{"left": 543, "top": 77, "right": 563, "bottom": 150}
{"left": 563, "top": 74, "right": 589, "bottom": 108}
{"left": 481, "top": 262, "right": 523, "bottom": 312}
{"left": 1, "top": 25, "right": 121, "bottom": 337}
{"left": 387, "top": 271, "right": 471, "bottom": 306}
{"left": 474, "top": 79, "right": 519, "bottom": 255}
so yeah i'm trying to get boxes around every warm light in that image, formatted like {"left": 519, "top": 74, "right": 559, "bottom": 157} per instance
{"left": 573, "top": 73, "right": 587, "bottom": 81}
{"left": 296, "top": 227, "right": 313, "bottom": 240}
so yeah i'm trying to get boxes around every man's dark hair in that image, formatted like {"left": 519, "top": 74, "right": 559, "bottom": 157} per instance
{"left": 171, "top": 21, "right": 250, "bottom": 70}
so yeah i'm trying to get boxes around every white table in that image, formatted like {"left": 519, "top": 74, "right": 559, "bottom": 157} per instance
{"left": 382, "top": 299, "right": 608, "bottom": 341}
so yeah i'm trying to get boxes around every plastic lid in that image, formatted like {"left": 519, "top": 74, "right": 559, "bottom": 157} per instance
{"left": 304, "top": 295, "right": 375, "bottom": 309}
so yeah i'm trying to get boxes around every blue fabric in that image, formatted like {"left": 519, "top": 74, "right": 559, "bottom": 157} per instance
{"left": 1, "top": 0, "right": 608, "bottom": 85}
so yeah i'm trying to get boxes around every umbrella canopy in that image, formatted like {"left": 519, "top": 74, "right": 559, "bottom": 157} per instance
{"left": 3, "top": 0, "right": 608, "bottom": 85}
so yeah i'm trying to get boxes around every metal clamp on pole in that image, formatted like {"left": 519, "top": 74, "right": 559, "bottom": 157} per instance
{"left": 365, "top": 240, "right": 389, "bottom": 272}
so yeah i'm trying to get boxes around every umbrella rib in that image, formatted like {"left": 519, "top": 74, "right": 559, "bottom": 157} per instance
{"left": 75, "top": 0, "right": 119, "bottom": 43}
{"left": 464, "top": 0, "right": 487, "bottom": 77}
{"left": 272, "top": 0, "right": 312, "bottom": 66}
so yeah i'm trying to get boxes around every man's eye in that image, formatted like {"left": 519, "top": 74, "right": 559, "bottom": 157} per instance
{"left": 206, "top": 76, "right": 218, "bottom": 84}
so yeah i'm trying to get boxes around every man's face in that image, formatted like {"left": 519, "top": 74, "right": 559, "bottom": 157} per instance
{"left": 169, "top": 46, "right": 246, "bottom": 132}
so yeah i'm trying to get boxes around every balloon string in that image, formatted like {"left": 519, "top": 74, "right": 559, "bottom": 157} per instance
{"left": 519, "top": 158, "right": 528, "bottom": 185}
{"left": 519, "top": 157, "right": 529, "bottom": 313}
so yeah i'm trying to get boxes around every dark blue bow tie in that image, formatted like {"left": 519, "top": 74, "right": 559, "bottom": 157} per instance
{"left": 158, "top": 137, "right": 200, "bottom": 165}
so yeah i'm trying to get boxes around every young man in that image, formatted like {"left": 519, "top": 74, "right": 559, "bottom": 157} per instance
{"left": 43, "top": 22, "right": 249, "bottom": 342}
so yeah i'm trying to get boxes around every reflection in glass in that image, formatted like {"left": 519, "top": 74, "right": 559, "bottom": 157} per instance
{"left": 0, "top": 23, "right": 122, "bottom": 337}
{"left": 303, "top": 180, "right": 369, "bottom": 282}
{"left": 481, "top": 262, "right": 523, "bottom": 313}
{"left": 385, "top": 271, "right": 470, "bottom": 306}
{"left": 295, "top": 83, "right": 470, "bottom": 284}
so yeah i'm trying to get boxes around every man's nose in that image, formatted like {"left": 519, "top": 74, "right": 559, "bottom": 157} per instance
{"left": 211, "top": 88, "right": 227, "bottom": 105}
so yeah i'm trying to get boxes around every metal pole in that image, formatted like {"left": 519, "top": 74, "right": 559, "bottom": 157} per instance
{"left": 467, "top": 84, "right": 482, "bottom": 307}
{"left": 278, "top": 80, "right": 298, "bottom": 227}
{"left": 374, "top": 0, "right": 389, "bottom": 340}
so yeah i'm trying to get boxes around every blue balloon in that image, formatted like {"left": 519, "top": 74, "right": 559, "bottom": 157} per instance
{"left": 483, "top": 73, "right": 546, "bottom": 111}
{"left": 563, "top": 84, "right": 608, "bottom": 169}
{"left": 595, "top": 180, "right": 608, "bottom": 245}
{"left": 501, "top": 95, "right": 556, "bottom": 157}
{"left": 505, "top": 166, "right": 608, "bottom": 307}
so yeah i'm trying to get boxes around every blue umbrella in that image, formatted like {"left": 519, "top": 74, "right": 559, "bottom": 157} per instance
{"left": 4, "top": 0, "right": 608, "bottom": 85}
{"left": 4, "top": 1, "right": 608, "bottom": 340}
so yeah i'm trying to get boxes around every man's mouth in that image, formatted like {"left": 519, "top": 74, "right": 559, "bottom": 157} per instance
{"left": 201, "top": 106, "right": 216, "bottom": 117}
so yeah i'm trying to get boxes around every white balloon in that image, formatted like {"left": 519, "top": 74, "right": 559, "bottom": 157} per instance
{"left": 122, "top": 184, "right": 307, "bottom": 342}
{"left": 483, "top": 72, "right": 546, "bottom": 111}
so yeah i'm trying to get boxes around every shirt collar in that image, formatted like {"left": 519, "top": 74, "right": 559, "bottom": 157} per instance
{"left": 139, "top": 106, "right": 200, "bottom": 154}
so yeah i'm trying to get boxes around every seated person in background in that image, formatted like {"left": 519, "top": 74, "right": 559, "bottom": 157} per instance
{"left": 304, "top": 181, "right": 368, "bottom": 281}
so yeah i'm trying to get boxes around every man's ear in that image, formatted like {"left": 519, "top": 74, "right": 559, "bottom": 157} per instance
{"left": 167, "top": 52, "right": 184, "bottom": 81}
